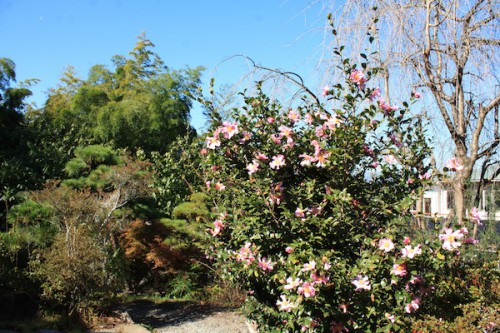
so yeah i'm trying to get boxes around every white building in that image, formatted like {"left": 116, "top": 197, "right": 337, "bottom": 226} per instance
{"left": 415, "top": 167, "right": 500, "bottom": 222}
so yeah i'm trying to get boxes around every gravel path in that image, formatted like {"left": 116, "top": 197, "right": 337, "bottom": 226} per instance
{"left": 113, "top": 300, "right": 254, "bottom": 333}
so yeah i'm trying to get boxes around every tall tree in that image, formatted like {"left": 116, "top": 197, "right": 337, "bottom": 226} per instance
{"left": 324, "top": 0, "right": 500, "bottom": 223}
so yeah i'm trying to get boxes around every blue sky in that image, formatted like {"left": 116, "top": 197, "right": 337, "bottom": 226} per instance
{"left": 1, "top": 0, "right": 333, "bottom": 130}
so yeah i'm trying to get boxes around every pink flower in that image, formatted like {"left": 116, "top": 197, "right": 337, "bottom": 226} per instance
{"left": 349, "top": 69, "right": 367, "bottom": 89}
{"left": 439, "top": 228, "right": 464, "bottom": 251}
{"left": 392, "top": 263, "right": 407, "bottom": 276}
{"left": 419, "top": 172, "right": 431, "bottom": 180}
{"left": 214, "top": 182, "right": 226, "bottom": 191}
{"left": 239, "top": 131, "right": 252, "bottom": 144}
{"left": 279, "top": 125, "right": 293, "bottom": 138}
{"left": 284, "top": 277, "right": 302, "bottom": 290}
{"left": 311, "top": 272, "right": 330, "bottom": 285}
{"left": 403, "top": 236, "right": 411, "bottom": 245}
{"left": 236, "top": 242, "right": 256, "bottom": 265}
{"left": 352, "top": 275, "right": 371, "bottom": 291}
{"left": 301, "top": 261, "right": 316, "bottom": 272}
{"left": 285, "top": 246, "right": 294, "bottom": 254}
{"left": 270, "top": 133, "right": 282, "bottom": 144}
{"left": 324, "top": 115, "right": 342, "bottom": 130}
{"left": 405, "top": 298, "right": 420, "bottom": 313}
{"left": 385, "top": 313, "right": 395, "bottom": 323}
{"left": 267, "top": 116, "right": 275, "bottom": 124}
{"left": 258, "top": 257, "right": 274, "bottom": 271}
{"left": 384, "top": 155, "right": 396, "bottom": 164}
{"left": 304, "top": 113, "right": 313, "bottom": 124}
{"left": 209, "top": 219, "right": 225, "bottom": 237}
{"left": 246, "top": 160, "right": 260, "bottom": 175}
{"left": 255, "top": 152, "right": 268, "bottom": 160}
{"left": 378, "top": 97, "right": 398, "bottom": 115}
{"left": 288, "top": 109, "right": 301, "bottom": 123}
{"left": 315, "top": 124, "right": 327, "bottom": 138}
{"left": 324, "top": 262, "right": 332, "bottom": 270}
{"left": 200, "top": 148, "right": 208, "bottom": 155}
{"left": 299, "top": 154, "right": 316, "bottom": 167}
{"left": 412, "top": 90, "right": 422, "bottom": 98}
{"left": 270, "top": 155, "right": 286, "bottom": 170}
{"left": 276, "top": 295, "right": 297, "bottom": 312}
{"left": 295, "top": 207, "right": 306, "bottom": 218}
{"left": 297, "top": 281, "right": 316, "bottom": 297}
{"left": 206, "top": 136, "right": 221, "bottom": 149}
{"left": 378, "top": 238, "right": 395, "bottom": 252}
{"left": 469, "top": 207, "right": 482, "bottom": 225}
{"left": 315, "top": 150, "right": 331, "bottom": 168}
{"left": 322, "top": 85, "right": 331, "bottom": 97}
{"left": 445, "top": 157, "right": 464, "bottom": 171}
{"left": 370, "top": 87, "right": 381, "bottom": 101}
{"left": 221, "top": 121, "right": 239, "bottom": 138}
{"left": 401, "top": 244, "right": 422, "bottom": 259}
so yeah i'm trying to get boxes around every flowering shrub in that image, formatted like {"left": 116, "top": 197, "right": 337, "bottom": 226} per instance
{"left": 198, "top": 57, "right": 488, "bottom": 332}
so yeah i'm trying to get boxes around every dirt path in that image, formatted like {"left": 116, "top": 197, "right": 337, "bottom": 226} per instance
{"left": 108, "top": 300, "right": 254, "bottom": 333}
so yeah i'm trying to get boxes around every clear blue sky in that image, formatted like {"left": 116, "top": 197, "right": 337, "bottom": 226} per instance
{"left": 1, "top": 0, "right": 333, "bottom": 131}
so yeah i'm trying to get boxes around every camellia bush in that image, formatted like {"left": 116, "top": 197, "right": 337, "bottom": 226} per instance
{"left": 198, "top": 52, "right": 494, "bottom": 332}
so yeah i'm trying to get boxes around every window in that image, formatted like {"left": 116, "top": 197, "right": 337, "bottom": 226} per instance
{"left": 447, "top": 191, "right": 454, "bottom": 210}
{"left": 424, "top": 198, "right": 432, "bottom": 215}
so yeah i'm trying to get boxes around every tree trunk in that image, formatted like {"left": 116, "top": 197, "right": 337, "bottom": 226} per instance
{"left": 452, "top": 176, "right": 465, "bottom": 226}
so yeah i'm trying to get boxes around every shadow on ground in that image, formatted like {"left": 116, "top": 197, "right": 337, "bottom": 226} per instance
{"left": 115, "top": 300, "right": 232, "bottom": 329}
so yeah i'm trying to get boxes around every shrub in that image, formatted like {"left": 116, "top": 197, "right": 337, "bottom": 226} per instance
{"left": 198, "top": 52, "right": 492, "bottom": 332}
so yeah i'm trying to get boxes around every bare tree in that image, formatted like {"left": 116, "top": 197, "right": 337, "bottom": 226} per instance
{"left": 320, "top": 0, "right": 500, "bottom": 225}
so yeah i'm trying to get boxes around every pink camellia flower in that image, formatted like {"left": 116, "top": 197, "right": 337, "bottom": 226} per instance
{"left": 285, "top": 246, "right": 294, "bottom": 254}
{"left": 270, "top": 155, "right": 286, "bottom": 170}
{"left": 295, "top": 207, "right": 306, "bottom": 218}
{"left": 384, "top": 155, "right": 396, "bottom": 164}
{"left": 311, "top": 272, "right": 330, "bottom": 285}
{"left": 302, "top": 261, "right": 316, "bottom": 272}
{"left": 469, "top": 207, "right": 482, "bottom": 225}
{"left": 270, "top": 133, "right": 282, "bottom": 144}
{"left": 324, "top": 262, "right": 332, "bottom": 270}
{"left": 267, "top": 116, "right": 275, "bottom": 124}
{"left": 315, "top": 124, "right": 327, "bottom": 138}
{"left": 445, "top": 157, "right": 464, "bottom": 171}
{"left": 407, "top": 178, "right": 414, "bottom": 184}
{"left": 299, "top": 154, "right": 316, "bottom": 167}
{"left": 419, "top": 172, "right": 431, "bottom": 180}
{"left": 209, "top": 219, "right": 225, "bottom": 237}
{"left": 352, "top": 275, "right": 371, "bottom": 291}
{"left": 279, "top": 125, "right": 293, "bottom": 138}
{"left": 258, "top": 257, "right": 274, "bottom": 271}
{"left": 276, "top": 295, "right": 297, "bottom": 312}
{"left": 206, "top": 136, "right": 221, "bottom": 149}
{"left": 322, "top": 85, "right": 331, "bottom": 97}
{"left": 324, "top": 115, "right": 343, "bottom": 130}
{"left": 379, "top": 238, "right": 395, "bottom": 252}
{"left": 403, "top": 236, "right": 411, "bottom": 245}
{"left": 284, "top": 277, "right": 302, "bottom": 290}
{"left": 385, "top": 313, "right": 395, "bottom": 323}
{"left": 236, "top": 242, "right": 256, "bottom": 265}
{"left": 405, "top": 298, "right": 420, "bottom": 313}
{"left": 288, "top": 109, "right": 301, "bottom": 123}
{"left": 401, "top": 244, "right": 422, "bottom": 259}
{"left": 214, "top": 182, "right": 226, "bottom": 191}
{"left": 246, "top": 160, "right": 260, "bottom": 175}
{"left": 349, "top": 69, "right": 367, "bottom": 89}
{"left": 256, "top": 152, "right": 268, "bottom": 160}
{"left": 221, "top": 121, "right": 239, "bottom": 138}
{"left": 200, "top": 148, "right": 208, "bottom": 155}
{"left": 239, "top": 131, "right": 252, "bottom": 144}
{"left": 370, "top": 87, "right": 381, "bottom": 101}
{"left": 379, "top": 97, "right": 398, "bottom": 114}
{"left": 392, "top": 263, "right": 407, "bottom": 276}
{"left": 463, "top": 236, "right": 479, "bottom": 245}
{"left": 297, "top": 281, "right": 316, "bottom": 298}
{"left": 439, "top": 228, "right": 464, "bottom": 251}
{"left": 304, "top": 113, "right": 314, "bottom": 124}
{"left": 315, "top": 150, "right": 331, "bottom": 168}
{"left": 412, "top": 90, "right": 422, "bottom": 99}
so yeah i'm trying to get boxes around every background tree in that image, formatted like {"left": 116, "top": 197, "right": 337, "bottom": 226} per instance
{"left": 322, "top": 0, "right": 500, "bottom": 224}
